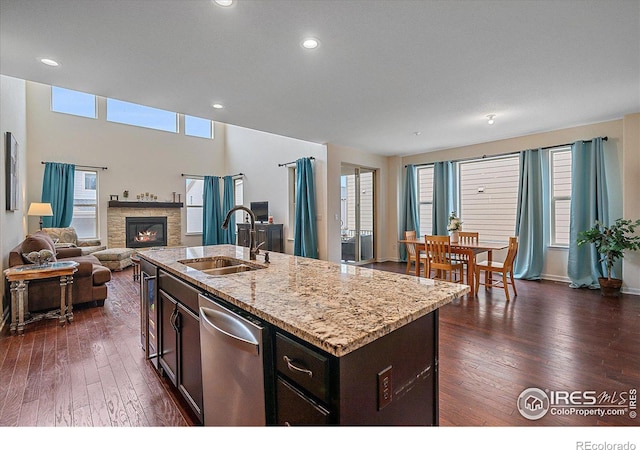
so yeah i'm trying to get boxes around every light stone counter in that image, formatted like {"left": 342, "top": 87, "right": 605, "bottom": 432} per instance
{"left": 138, "top": 245, "right": 469, "bottom": 357}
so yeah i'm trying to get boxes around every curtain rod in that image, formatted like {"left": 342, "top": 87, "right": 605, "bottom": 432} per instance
{"left": 181, "top": 172, "right": 244, "bottom": 179}
{"left": 405, "top": 136, "right": 608, "bottom": 167}
{"left": 41, "top": 161, "right": 107, "bottom": 170}
{"left": 278, "top": 156, "right": 315, "bottom": 167}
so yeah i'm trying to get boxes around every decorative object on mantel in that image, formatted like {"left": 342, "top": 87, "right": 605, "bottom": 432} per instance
{"left": 108, "top": 200, "right": 183, "bottom": 208}
{"left": 22, "top": 249, "right": 55, "bottom": 267}
{"left": 110, "top": 195, "right": 119, "bottom": 201}
{"left": 136, "top": 192, "right": 158, "bottom": 201}
{"left": 447, "top": 211, "right": 463, "bottom": 243}
{"left": 123, "top": 190, "right": 129, "bottom": 199}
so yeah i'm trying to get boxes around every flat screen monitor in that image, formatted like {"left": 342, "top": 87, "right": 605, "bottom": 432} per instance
{"left": 250, "top": 201, "right": 269, "bottom": 223}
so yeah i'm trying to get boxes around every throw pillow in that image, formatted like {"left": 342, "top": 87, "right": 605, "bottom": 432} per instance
{"left": 42, "top": 227, "right": 78, "bottom": 245}
{"left": 21, "top": 233, "right": 57, "bottom": 264}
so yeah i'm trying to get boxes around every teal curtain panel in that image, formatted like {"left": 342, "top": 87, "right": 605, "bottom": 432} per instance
{"left": 293, "top": 157, "right": 318, "bottom": 258}
{"left": 400, "top": 164, "right": 419, "bottom": 261}
{"left": 203, "top": 175, "right": 222, "bottom": 245}
{"left": 432, "top": 161, "right": 454, "bottom": 236}
{"left": 514, "top": 149, "right": 548, "bottom": 279}
{"left": 41, "top": 162, "right": 75, "bottom": 228}
{"left": 567, "top": 138, "right": 609, "bottom": 288}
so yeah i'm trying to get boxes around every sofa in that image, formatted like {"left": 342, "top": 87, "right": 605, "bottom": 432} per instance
{"left": 42, "top": 227, "right": 106, "bottom": 255}
{"left": 8, "top": 230, "right": 111, "bottom": 311}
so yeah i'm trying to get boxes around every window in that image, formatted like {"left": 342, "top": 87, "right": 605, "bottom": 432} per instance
{"left": 84, "top": 172, "right": 96, "bottom": 190}
{"left": 234, "top": 178, "right": 244, "bottom": 225}
{"left": 186, "top": 178, "right": 204, "bottom": 234}
{"left": 70, "top": 170, "right": 98, "bottom": 239}
{"left": 107, "top": 98, "right": 178, "bottom": 133}
{"left": 51, "top": 86, "right": 96, "bottom": 119}
{"left": 417, "top": 165, "right": 434, "bottom": 236}
{"left": 457, "top": 155, "right": 520, "bottom": 242}
{"left": 185, "top": 115, "right": 213, "bottom": 139}
{"left": 550, "top": 147, "right": 572, "bottom": 246}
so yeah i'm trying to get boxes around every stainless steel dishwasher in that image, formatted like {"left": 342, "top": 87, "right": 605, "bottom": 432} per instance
{"left": 198, "top": 294, "right": 268, "bottom": 426}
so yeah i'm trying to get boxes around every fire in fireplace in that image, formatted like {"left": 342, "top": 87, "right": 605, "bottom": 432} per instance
{"left": 126, "top": 217, "right": 167, "bottom": 248}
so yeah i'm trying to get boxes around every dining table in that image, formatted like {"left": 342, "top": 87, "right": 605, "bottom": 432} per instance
{"left": 398, "top": 238, "right": 509, "bottom": 296}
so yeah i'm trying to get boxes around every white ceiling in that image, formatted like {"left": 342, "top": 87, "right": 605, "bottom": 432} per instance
{"left": 1, "top": 0, "right": 638, "bottom": 156}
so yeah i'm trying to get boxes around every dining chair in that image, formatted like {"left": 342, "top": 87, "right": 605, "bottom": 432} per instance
{"left": 451, "top": 231, "right": 479, "bottom": 284}
{"left": 474, "top": 236, "right": 519, "bottom": 301}
{"left": 458, "top": 231, "right": 479, "bottom": 244}
{"left": 404, "top": 230, "right": 427, "bottom": 275}
{"left": 424, "top": 235, "right": 464, "bottom": 283}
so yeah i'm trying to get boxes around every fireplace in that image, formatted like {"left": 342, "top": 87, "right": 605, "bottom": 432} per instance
{"left": 126, "top": 216, "right": 168, "bottom": 248}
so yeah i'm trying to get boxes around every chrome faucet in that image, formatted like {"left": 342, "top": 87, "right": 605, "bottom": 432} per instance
{"left": 222, "top": 205, "right": 259, "bottom": 260}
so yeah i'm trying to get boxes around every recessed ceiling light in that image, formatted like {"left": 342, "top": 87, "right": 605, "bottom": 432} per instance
{"left": 39, "top": 58, "right": 60, "bottom": 67}
{"left": 212, "top": 103, "right": 224, "bottom": 109}
{"left": 414, "top": 131, "right": 422, "bottom": 136}
{"left": 487, "top": 114, "right": 496, "bottom": 125}
{"left": 213, "top": 0, "right": 234, "bottom": 6}
{"left": 301, "top": 37, "right": 320, "bottom": 49}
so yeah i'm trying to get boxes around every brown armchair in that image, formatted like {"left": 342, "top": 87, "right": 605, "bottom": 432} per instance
{"left": 8, "top": 231, "right": 111, "bottom": 311}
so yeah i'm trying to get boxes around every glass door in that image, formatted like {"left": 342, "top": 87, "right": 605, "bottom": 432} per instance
{"left": 340, "top": 165, "right": 375, "bottom": 263}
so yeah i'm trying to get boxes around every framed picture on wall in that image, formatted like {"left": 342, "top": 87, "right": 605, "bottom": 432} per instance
{"left": 5, "top": 131, "right": 19, "bottom": 211}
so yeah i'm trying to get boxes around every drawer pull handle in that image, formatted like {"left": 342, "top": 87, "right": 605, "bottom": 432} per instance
{"left": 283, "top": 355, "right": 313, "bottom": 378}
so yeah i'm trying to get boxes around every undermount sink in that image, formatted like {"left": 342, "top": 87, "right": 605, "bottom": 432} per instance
{"left": 178, "top": 256, "right": 266, "bottom": 275}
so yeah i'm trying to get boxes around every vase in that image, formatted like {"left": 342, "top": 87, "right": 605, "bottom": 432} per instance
{"left": 451, "top": 231, "right": 459, "bottom": 243}
{"left": 598, "top": 277, "right": 622, "bottom": 297}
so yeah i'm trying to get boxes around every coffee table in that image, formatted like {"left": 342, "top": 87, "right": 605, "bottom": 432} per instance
{"left": 4, "top": 261, "right": 79, "bottom": 335}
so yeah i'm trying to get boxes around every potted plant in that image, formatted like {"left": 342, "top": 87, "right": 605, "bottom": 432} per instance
{"left": 577, "top": 218, "right": 640, "bottom": 297}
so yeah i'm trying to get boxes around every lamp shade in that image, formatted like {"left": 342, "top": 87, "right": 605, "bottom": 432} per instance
{"left": 27, "top": 202, "right": 53, "bottom": 217}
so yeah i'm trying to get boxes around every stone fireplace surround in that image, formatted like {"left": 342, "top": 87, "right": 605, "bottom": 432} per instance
{"left": 107, "top": 202, "right": 182, "bottom": 248}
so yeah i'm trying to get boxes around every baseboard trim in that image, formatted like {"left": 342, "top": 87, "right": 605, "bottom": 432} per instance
{"left": 540, "top": 274, "right": 571, "bottom": 283}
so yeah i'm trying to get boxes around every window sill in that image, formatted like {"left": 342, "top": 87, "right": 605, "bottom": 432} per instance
{"left": 548, "top": 244, "right": 569, "bottom": 250}
{"left": 185, "top": 232, "right": 203, "bottom": 236}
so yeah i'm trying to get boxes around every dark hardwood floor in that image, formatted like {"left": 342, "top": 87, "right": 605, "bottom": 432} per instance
{"left": 1, "top": 261, "right": 638, "bottom": 427}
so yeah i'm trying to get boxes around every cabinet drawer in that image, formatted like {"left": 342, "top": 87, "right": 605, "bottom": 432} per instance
{"left": 159, "top": 270, "right": 200, "bottom": 314}
{"left": 276, "top": 377, "right": 330, "bottom": 426}
{"left": 275, "top": 332, "right": 329, "bottom": 403}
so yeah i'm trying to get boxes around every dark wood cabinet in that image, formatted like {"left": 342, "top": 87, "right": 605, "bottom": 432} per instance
{"left": 237, "top": 223, "right": 284, "bottom": 253}
{"left": 158, "top": 290, "right": 178, "bottom": 386}
{"left": 158, "top": 270, "right": 203, "bottom": 424}
{"left": 145, "top": 260, "right": 438, "bottom": 427}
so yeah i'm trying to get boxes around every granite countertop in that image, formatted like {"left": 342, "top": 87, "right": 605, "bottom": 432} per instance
{"left": 138, "top": 245, "right": 470, "bottom": 357}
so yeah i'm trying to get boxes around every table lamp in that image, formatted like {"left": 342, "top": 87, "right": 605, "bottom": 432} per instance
{"left": 27, "top": 202, "right": 53, "bottom": 229}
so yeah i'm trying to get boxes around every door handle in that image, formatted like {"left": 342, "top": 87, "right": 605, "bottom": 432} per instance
{"left": 199, "top": 306, "right": 259, "bottom": 355}
{"left": 170, "top": 307, "right": 179, "bottom": 332}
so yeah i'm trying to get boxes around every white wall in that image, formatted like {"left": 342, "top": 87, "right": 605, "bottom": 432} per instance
{"left": 225, "top": 124, "right": 328, "bottom": 259}
{"left": 401, "top": 118, "right": 640, "bottom": 294}
{"left": 1, "top": 75, "right": 28, "bottom": 319}
{"left": 622, "top": 113, "right": 640, "bottom": 294}
{"left": 25, "top": 81, "right": 226, "bottom": 247}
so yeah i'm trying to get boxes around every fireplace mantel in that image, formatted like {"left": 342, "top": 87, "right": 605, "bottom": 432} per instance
{"left": 108, "top": 201, "right": 183, "bottom": 208}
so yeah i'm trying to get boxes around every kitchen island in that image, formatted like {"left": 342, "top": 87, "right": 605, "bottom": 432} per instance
{"left": 138, "top": 244, "right": 469, "bottom": 426}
